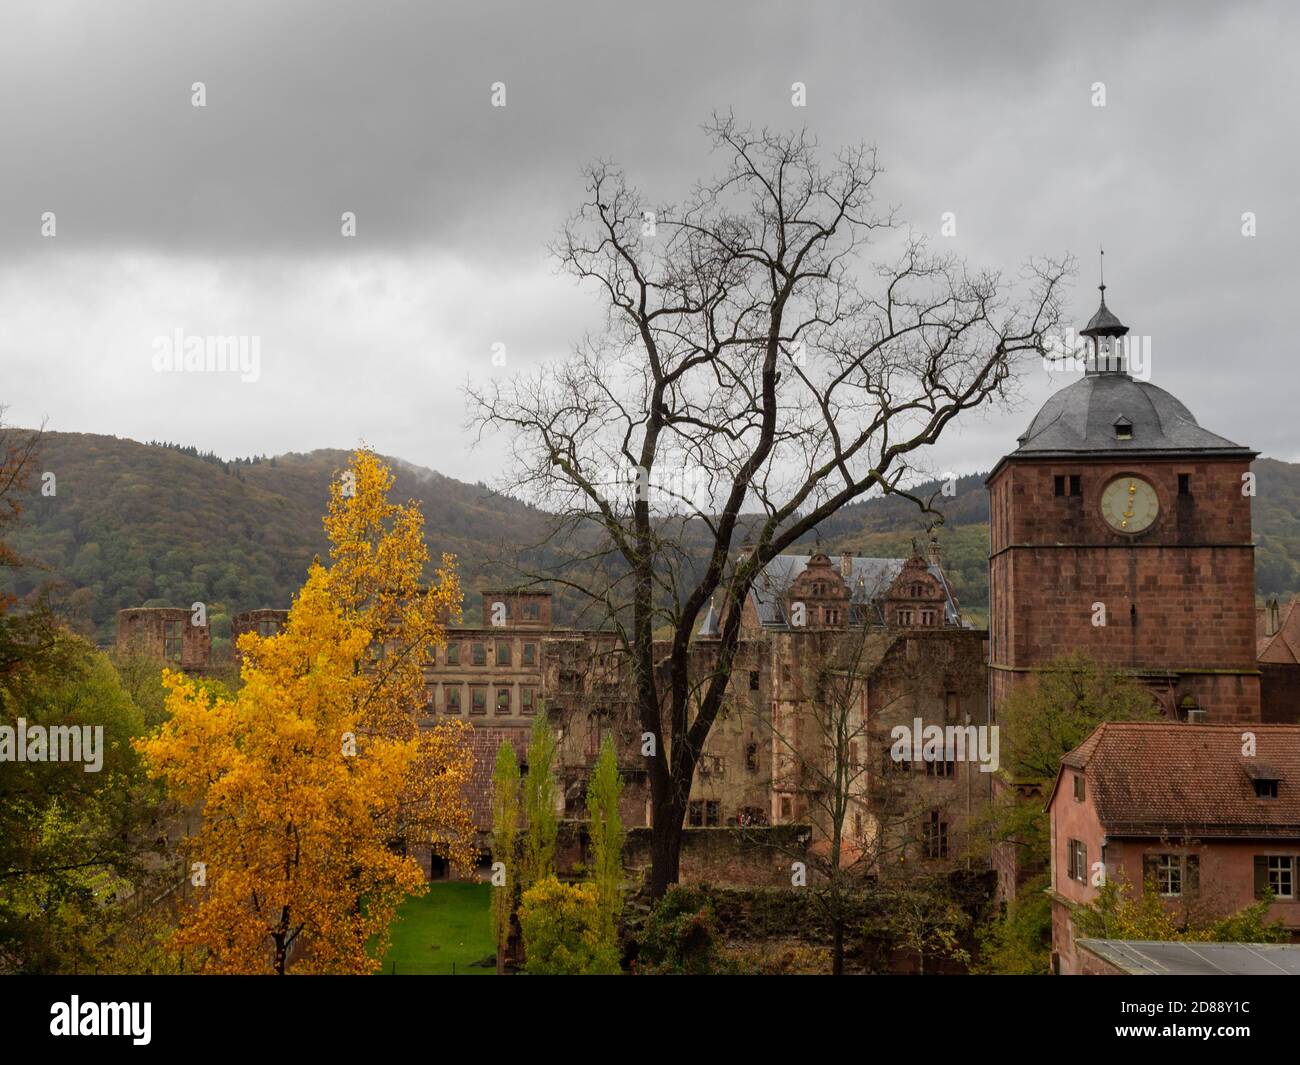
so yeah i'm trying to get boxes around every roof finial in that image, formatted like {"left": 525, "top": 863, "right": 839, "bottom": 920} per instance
{"left": 1099, "top": 245, "right": 1106, "bottom": 299}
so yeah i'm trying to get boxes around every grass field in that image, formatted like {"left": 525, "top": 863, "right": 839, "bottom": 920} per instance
{"left": 378, "top": 881, "right": 495, "bottom": 975}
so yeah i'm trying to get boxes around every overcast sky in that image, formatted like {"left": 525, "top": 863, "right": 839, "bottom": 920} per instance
{"left": 2, "top": 0, "right": 1296, "bottom": 490}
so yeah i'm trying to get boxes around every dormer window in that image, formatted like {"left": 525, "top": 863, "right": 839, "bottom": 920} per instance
{"left": 1245, "top": 762, "right": 1281, "bottom": 800}
{"left": 1113, "top": 416, "right": 1132, "bottom": 441}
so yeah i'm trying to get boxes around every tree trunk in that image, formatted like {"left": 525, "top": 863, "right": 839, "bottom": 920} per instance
{"left": 647, "top": 800, "right": 684, "bottom": 898}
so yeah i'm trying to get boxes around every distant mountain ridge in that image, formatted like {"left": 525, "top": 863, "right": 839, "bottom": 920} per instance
{"left": 4, "top": 433, "right": 1298, "bottom": 644}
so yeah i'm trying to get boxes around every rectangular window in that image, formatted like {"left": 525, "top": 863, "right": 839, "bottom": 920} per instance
{"left": 522, "top": 601, "right": 540, "bottom": 620}
{"left": 445, "top": 686, "right": 461, "bottom": 714}
{"left": 1069, "top": 474, "right": 1082, "bottom": 497}
{"left": 921, "top": 610, "right": 935, "bottom": 626}
{"left": 496, "top": 687, "right": 512, "bottom": 714}
{"left": 257, "top": 619, "right": 279, "bottom": 637}
{"left": 884, "top": 748, "right": 911, "bottom": 774}
{"left": 780, "top": 796, "right": 793, "bottom": 821}
{"left": 1257, "top": 856, "right": 1297, "bottom": 899}
{"left": 1157, "top": 854, "right": 1182, "bottom": 896}
{"left": 688, "top": 800, "right": 704, "bottom": 827}
{"left": 1145, "top": 852, "right": 1198, "bottom": 897}
{"left": 749, "top": 670, "right": 760, "bottom": 691}
{"left": 924, "top": 810, "right": 949, "bottom": 859}
{"left": 1178, "top": 473, "right": 1191, "bottom": 496}
{"left": 899, "top": 609, "right": 914, "bottom": 625}
{"left": 588, "top": 716, "right": 607, "bottom": 757}
{"left": 1067, "top": 839, "right": 1087, "bottom": 883}
{"left": 470, "top": 686, "right": 487, "bottom": 715}
{"left": 472, "top": 642, "right": 486, "bottom": 667}
{"left": 1073, "top": 774, "right": 1085, "bottom": 802}
{"left": 496, "top": 642, "right": 511, "bottom": 666}
{"left": 745, "top": 742, "right": 759, "bottom": 773}
{"left": 164, "top": 620, "right": 183, "bottom": 661}
{"left": 1054, "top": 475, "right": 1065, "bottom": 496}
{"left": 521, "top": 687, "right": 535, "bottom": 714}
{"left": 926, "top": 758, "right": 956, "bottom": 778}
{"left": 522, "top": 642, "right": 536, "bottom": 666}
{"left": 445, "top": 642, "right": 459, "bottom": 666}
{"left": 704, "top": 800, "right": 721, "bottom": 827}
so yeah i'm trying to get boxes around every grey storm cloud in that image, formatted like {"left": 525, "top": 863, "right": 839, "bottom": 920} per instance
{"left": 1, "top": 0, "right": 1296, "bottom": 480}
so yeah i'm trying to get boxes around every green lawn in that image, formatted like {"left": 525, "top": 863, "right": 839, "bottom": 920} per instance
{"left": 378, "top": 881, "right": 496, "bottom": 975}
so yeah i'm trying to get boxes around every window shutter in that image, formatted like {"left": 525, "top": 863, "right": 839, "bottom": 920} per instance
{"left": 1185, "top": 855, "right": 1199, "bottom": 894}
{"left": 1143, "top": 853, "right": 1157, "bottom": 888}
{"left": 1254, "top": 856, "right": 1269, "bottom": 899}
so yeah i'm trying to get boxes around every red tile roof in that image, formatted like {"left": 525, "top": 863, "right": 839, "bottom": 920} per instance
{"left": 1259, "top": 597, "right": 1300, "bottom": 665}
{"left": 1053, "top": 722, "right": 1300, "bottom": 838}
{"left": 464, "top": 724, "right": 532, "bottom": 831}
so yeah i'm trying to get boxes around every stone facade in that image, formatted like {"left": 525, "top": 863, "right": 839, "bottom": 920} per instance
{"left": 231, "top": 608, "right": 290, "bottom": 646}
{"left": 988, "top": 456, "right": 1260, "bottom": 723}
{"left": 116, "top": 607, "right": 211, "bottom": 671}
{"left": 415, "top": 553, "right": 988, "bottom": 882}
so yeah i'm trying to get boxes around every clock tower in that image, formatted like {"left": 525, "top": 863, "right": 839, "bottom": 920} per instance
{"left": 987, "top": 283, "right": 1260, "bottom": 723}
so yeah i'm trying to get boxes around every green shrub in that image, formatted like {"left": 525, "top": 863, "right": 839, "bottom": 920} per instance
{"left": 518, "top": 876, "right": 620, "bottom": 975}
{"left": 634, "top": 885, "right": 730, "bottom": 975}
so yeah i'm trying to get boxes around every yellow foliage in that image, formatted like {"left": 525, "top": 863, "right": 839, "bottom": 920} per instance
{"left": 136, "top": 449, "right": 475, "bottom": 974}
{"left": 518, "top": 875, "right": 620, "bottom": 975}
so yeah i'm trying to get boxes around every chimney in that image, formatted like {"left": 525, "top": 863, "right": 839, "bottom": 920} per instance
{"left": 1266, "top": 597, "right": 1280, "bottom": 637}
{"left": 840, "top": 554, "right": 853, "bottom": 580}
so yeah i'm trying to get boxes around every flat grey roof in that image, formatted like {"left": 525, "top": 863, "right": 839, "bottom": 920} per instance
{"left": 1077, "top": 938, "right": 1300, "bottom": 975}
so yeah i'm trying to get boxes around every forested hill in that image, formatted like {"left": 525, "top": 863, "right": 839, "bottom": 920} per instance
{"left": 4, "top": 433, "right": 553, "bottom": 644}
{"left": 5, "top": 433, "right": 1299, "bottom": 644}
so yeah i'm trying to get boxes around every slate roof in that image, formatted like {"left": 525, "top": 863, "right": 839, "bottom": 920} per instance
{"left": 1078, "top": 939, "right": 1300, "bottom": 976}
{"left": 1080, "top": 297, "right": 1128, "bottom": 336}
{"left": 749, "top": 555, "right": 902, "bottom": 628}
{"left": 745, "top": 554, "right": 963, "bottom": 629}
{"left": 698, "top": 598, "right": 720, "bottom": 637}
{"left": 1013, "top": 374, "right": 1253, "bottom": 457}
{"left": 1051, "top": 722, "right": 1300, "bottom": 838}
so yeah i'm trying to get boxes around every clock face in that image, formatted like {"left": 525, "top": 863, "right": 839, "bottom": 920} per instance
{"left": 1100, "top": 475, "right": 1159, "bottom": 534}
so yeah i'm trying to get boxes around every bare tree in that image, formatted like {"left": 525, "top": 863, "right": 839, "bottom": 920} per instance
{"left": 469, "top": 114, "right": 1068, "bottom": 897}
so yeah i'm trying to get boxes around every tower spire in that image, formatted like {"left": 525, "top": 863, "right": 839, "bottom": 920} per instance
{"left": 1081, "top": 248, "right": 1128, "bottom": 374}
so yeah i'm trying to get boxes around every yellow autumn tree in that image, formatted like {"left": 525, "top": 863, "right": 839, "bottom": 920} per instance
{"left": 136, "top": 449, "right": 475, "bottom": 974}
